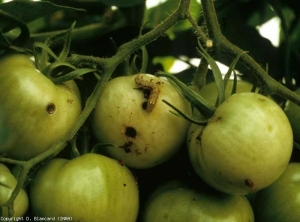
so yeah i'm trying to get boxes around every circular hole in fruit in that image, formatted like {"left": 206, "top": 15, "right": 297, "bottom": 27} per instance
{"left": 46, "top": 103, "right": 56, "bottom": 114}
{"left": 143, "top": 89, "right": 151, "bottom": 99}
{"left": 245, "top": 178, "right": 255, "bottom": 189}
{"left": 142, "top": 101, "right": 148, "bottom": 110}
{"left": 125, "top": 126, "right": 137, "bottom": 139}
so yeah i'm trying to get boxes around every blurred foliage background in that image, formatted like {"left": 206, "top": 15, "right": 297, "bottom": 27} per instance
{"left": 1, "top": 0, "right": 299, "bottom": 89}
{"left": 1, "top": 0, "right": 300, "bottom": 216}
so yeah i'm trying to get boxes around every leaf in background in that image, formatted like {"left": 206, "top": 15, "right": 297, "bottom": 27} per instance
{"left": 96, "top": 0, "right": 145, "bottom": 7}
{"left": 290, "top": 19, "right": 300, "bottom": 50}
{"left": 144, "top": 0, "right": 201, "bottom": 40}
{"left": 0, "top": 1, "right": 85, "bottom": 33}
{"left": 0, "top": 30, "right": 11, "bottom": 49}
{"left": 153, "top": 56, "right": 175, "bottom": 72}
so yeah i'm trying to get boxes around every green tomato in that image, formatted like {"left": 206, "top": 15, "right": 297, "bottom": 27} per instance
{"left": 29, "top": 153, "right": 139, "bottom": 222}
{"left": 141, "top": 181, "right": 254, "bottom": 222}
{"left": 0, "top": 53, "right": 82, "bottom": 160}
{"left": 199, "top": 79, "right": 256, "bottom": 104}
{"left": 90, "top": 73, "right": 192, "bottom": 169}
{"left": 187, "top": 92, "right": 293, "bottom": 195}
{"left": 284, "top": 87, "right": 300, "bottom": 144}
{"left": 254, "top": 162, "right": 300, "bottom": 222}
{"left": 0, "top": 163, "right": 29, "bottom": 217}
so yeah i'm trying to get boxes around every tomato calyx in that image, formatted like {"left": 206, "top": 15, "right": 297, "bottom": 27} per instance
{"left": 155, "top": 44, "right": 247, "bottom": 126}
{"left": 32, "top": 22, "right": 98, "bottom": 84}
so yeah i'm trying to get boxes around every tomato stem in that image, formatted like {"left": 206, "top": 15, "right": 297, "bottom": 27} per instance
{"left": 0, "top": 0, "right": 193, "bottom": 216}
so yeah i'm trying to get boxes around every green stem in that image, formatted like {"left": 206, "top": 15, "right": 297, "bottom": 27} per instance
{"left": 0, "top": 9, "right": 30, "bottom": 46}
{"left": 32, "top": 20, "right": 126, "bottom": 43}
{"left": 191, "top": 58, "right": 208, "bottom": 92}
{"left": 186, "top": 10, "right": 210, "bottom": 44}
{"left": 0, "top": 0, "right": 192, "bottom": 216}
{"left": 200, "top": 0, "right": 300, "bottom": 106}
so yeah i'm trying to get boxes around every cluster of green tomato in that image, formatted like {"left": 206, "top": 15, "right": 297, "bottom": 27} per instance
{"left": 0, "top": 53, "right": 299, "bottom": 221}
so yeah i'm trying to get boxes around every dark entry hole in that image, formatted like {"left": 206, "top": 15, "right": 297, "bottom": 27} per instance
{"left": 143, "top": 89, "right": 151, "bottom": 99}
{"left": 142, "top": 101, "right": 148, "bottom": 110}
{"left": 125, "top": 126, "right": 137, "bottom": 138}
{"left": 46, "top": 103, "right": 56, "bottom": 114}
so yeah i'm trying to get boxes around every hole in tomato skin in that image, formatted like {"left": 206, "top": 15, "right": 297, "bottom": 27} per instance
{"left": 125, "top": 127, "right": 137, "bottom": 139}
{"left": 143, "top": 89, "right": 151, "bottom": 99}
{"left": 46, "top": 103, "right": 56, "bottom": 114}
{"left": 245, "top": 178, "right": 255, "bottom": 189}
{"left": 142, "top": 101, "right": 148, "bottom": 110}
{"left": 119, "top": 141, "right": 133, "bottom": 153}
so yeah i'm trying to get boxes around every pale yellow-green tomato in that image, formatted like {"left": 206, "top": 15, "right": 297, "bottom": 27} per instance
{"left": 29, "top": 153, "right": 139, "bottom": 222}
{"left": 0, "top": 163, "right": 29, "bottom": 217}
{"left": 199, "top": 79, "right": 256, "bottom": 104}
{"left": 284, "top": 87, "right": 300, "bottom": 144}
{"left": 91, "top": 73, "right": 192, "bottom": 169}
{"left": 142, "top": 181, "right": 254, "bottom": 222}
{"left": 187, "top": 93, "right": 293, "bottom": 195}
{"left": 0, "top": 53, "right": 82, "bottom": 160}
{"left": 254, "top": 162, "right": 300, "bottom": 222}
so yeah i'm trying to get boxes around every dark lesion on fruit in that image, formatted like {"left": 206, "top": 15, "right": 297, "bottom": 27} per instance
{"left": 120, "top": 126, "right": 137, "bottom": 153}
{"left": 142, "top": 101, "right": 148, "bottom": 110}
{"left": 124, "top": 126, "right": 137, "bottom": 139}
{"left": 142, "top": 88, "right": 151, "bottom": 99}
{"left": 244, "top": 178, "right": 255, "bottom": 190}
{"left": 119, "top": 141, "right": 133, "bottom": 153}
{"left": 46, "top": 103, "right": 56, "bottom": 114}
{"left": 134, "top": 74, "right": 160, "bottom": 112}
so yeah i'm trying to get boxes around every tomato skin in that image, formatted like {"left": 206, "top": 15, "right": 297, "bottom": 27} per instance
{"left": 254, "top": 162, "right": 300, "bottom": 222}
{"left": 0, "top": 53, "right": 82, "bottom": 160}
{"left": 0, "top": 163, "right": 29, "bottom": 217}
{"left": 91, "top": 73, "right": 192, "bottom": 169}
{"left": 284, "top": 87, "right": 300, "bottom": 144}
{"left": 199, "top": 79, "right": 256, "bottom": 104}
{"left": 142, "top": 181, "right": 254, "bottom": 222}
{"left": 187, "top": 92, "right": 293, "bottom": 195}
{"left": 29, "top": 153, "right": 139, "bottom": 222}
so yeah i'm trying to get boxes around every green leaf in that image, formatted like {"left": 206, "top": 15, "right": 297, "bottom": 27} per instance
{"left": 162, "top": 99, "right": 208, "bottom": 125}
{"left": 0, "top": 30, "right": 11, "bottom": 48}
{"left": 153, "top": 56, "right": 175, "bottom": 72}
{"left": 223, "top": 51, "right": 247, "bottom": 93}
{"left": 144, "top": 0, "right": 201, "bottom": 39}
{"left": 97, "top": 0, "right": 145, "bottom": 7}
{"left": 0, "top": 1, "right": 85, "bottom": 32}
{"left": 156, "top": 72, "right": 216, "bottom": 117}
{"left": 0, "top": 9, "right": 30, "bottom": 47}
{"left": 41, "top": 60, "right": 97, "bottom": 84}
{"left": 33, "top": 42, "right": 59, "bottom": 71}
{"left": 197, "top": 41, "right": 225, "bottom": 106}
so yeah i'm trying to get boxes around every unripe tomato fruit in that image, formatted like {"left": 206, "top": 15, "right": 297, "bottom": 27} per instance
{"left": 91, "top": 74, "right": 192, "bottom": 169}
{"left": 187, "top": 92, "right": 293, "bottom": 195}
{"left": 29, "top": 153, "right": 139, "bottom": 222}
{"left": 0, "top": 53, "right": 82, "bottom": 160}
{"left": 0, "top": 163, "right": 29, "bottom": 217}
{"left": 199, "top": 79, "right": 255, "bottom": 104}
{"left": 284, "top": 87, "right": 300, "bottom": 144}
{"left": 141, "top": 181, "right": 254, "bottom": 222}
{"left": 254, "top": 162, "right": 300, "bottom": 222}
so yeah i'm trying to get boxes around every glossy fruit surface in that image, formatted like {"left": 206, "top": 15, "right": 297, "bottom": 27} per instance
{"left": 29, "top": 153, "right": 139, "bottom": 222}
{"left": 199, "top": 79, "right": 255, "bottom": 104}
{"left": 142, "top": 181, "right": 254, "bottom": 222}
{"left": 0, "top": 163, "right": 29, "bottom": 217}
{"left": 284, "top": 87, "right": 300, "bottom": 144}
{"left": 254, "top": 162, "right": 300, "bottom": 222}
{"left": 0, "top": 53, "right": 82, "bottom": 160}
{"left": 91, "top": 73, "right": 192, "bottom": 169}
{"left": 187, "top": 92, "right": 293, "bottom": 195}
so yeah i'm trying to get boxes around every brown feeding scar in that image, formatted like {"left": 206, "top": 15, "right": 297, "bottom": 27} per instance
{"left": 135, "top": 74, "right": 159, "bottom": 112}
